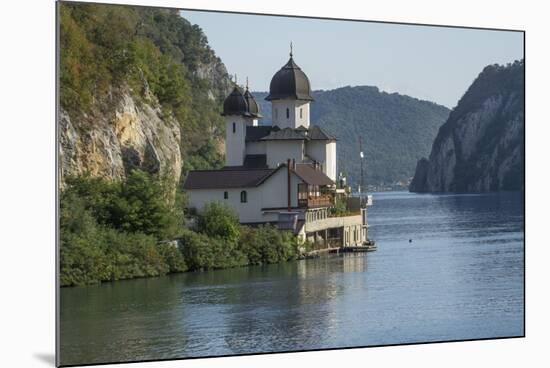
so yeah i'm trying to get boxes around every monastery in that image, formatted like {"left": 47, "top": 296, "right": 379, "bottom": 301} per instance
{"left": 183, "top": 49, "right": 370, "bottom": 248}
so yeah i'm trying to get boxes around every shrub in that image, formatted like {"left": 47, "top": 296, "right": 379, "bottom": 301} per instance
{"left": 59, "top": 172, "right": 186, "bottom": 286}
{"left": 239, "top": 225, "right": 299, "bottom": 265}
{"left": 63, "top": 170, "right": 182, "bottom": 241}
{"left": 158, "top": 242, "right": 188, "bottom": 273}
{"left": 197, "top": 202, "right": 240, "bottom": 242}
{"left": 102, "top": 229, "right": 168, "bottom": 281}
{"left": 179, "top": 229, "right": 247, "bottom": 271}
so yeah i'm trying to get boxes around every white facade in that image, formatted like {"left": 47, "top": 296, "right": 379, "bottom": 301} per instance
{"left": 266, "top": 140, "right": 304, "bottom": 168}
{"left": 224, "top": 115, "right": 246, "bottom": 166}
{"left": 305, "top": 140, "right": 337, "bottom": 181}
{"left": 224, "top": 115, "right": 259, "bottom": 166}
{"left": 271, "top": 99, "right": 311, "bottom": 129}
{"left": 245, "top": 141, "right": 266, "bottom": 155}
{"left": 187, "top": 168, "right": 302, "bottom": 224}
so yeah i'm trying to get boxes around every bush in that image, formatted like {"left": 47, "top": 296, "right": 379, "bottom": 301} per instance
{"left": 102, "top": 229, "right": 168, "bottom": 281}
{"left": 179, "top": 229, "right": 247, "bottom": 271}
{"left": 197, "top": 202, "right": 240, "bottom": 242}
{"left": 64, "top": 170, "right": 182, "bottom": 241}
{"left": 239, "top": 225, "right": 299, "bottom": 265}
{"left": 60, "top": 172, "right": 187, "bottom": 286}
{"left": 158, "top": 242, "right": 188, "bottom": 273}
{"left": 59, "top": 191, "right": 111, "bottom": 286}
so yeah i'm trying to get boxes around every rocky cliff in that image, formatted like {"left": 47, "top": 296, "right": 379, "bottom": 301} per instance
{"left": 410, "top": 60, "right": 524, "bottom": 192}
{"left": 59, "top": 4, "right": 231, "bottom": 187}
{"left": 59, "top": 88, "right": 182, "bottom": 183}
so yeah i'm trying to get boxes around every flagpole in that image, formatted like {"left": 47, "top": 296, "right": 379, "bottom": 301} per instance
{"left": 359, "top": 136, "right": 364, "bottom": 195}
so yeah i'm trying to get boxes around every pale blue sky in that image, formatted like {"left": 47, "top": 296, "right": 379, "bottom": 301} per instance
{"left": 181, "top": 10, "right": 523, "bottom": 108}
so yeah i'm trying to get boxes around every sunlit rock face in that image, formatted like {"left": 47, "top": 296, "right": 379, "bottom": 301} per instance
{"left": 59, "top": 86, "right": 181, "bottom": 188}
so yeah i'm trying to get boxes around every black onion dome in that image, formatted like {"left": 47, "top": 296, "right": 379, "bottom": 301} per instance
{"left": 244, "top": 89, "right": 262, "bottom": 118}
{"left": 265, "top": 56, "right": 313, "bottom": 101}
{"left": 222, "top": 86, "right": 251, "bottom": 116}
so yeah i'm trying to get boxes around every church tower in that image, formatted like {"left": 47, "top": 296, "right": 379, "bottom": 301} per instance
{"left": 221, "top": 80, "right": 262, "bottom": 167}
{"left": 265, "top": 45, "right": 313, "bottom": 129}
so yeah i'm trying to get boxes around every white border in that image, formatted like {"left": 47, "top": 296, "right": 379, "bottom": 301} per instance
{"left": 1, "top": 1, "right": 548, "bottom": 367}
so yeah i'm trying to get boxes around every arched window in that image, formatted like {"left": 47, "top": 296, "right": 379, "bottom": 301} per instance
{"left": 240, "top": 190, "right": 247, "bottom": 203}
{"left": 286, "top": 108, "right": 290, "bottom": 119}
{"left": 232, "top": 122, "right": 236, "bottom": 133}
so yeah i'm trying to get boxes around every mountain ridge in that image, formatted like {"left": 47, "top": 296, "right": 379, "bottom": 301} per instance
{"left": 254, "top": 86, "right": 450, "bottom": 187}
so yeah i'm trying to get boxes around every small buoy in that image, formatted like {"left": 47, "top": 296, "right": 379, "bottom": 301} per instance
{"left": 409, "top": 239, "right": 412, "bottom": 243}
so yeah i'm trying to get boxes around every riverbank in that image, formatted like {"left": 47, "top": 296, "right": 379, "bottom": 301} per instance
{"left": 60, "top": 172, "right": 304, "bottom": 287}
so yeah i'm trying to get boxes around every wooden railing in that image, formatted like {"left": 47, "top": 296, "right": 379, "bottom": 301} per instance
{"left": 298, "top": 195, "right": 334, "bottom": 208}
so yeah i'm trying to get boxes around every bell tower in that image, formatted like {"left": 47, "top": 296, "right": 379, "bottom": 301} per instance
{"left": 265, "top": 44, "right": 313, "bottom": 129}
{"left": 221, "top": 77, "right": 262, "bottom": 167}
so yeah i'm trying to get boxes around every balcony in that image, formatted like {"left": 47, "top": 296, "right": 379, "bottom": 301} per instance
{"left": 298, "top": 194, "right": 334, "bottom": 208}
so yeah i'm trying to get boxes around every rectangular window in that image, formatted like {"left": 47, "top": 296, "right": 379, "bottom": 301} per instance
{"left": 300, "top": 108, "right": 303, "bottom": 119}
{"left": 232, "top": 122, "right": 236, "bottom": 133}
{"left": 224, "top": 191, "right": 228, "bottom": 199}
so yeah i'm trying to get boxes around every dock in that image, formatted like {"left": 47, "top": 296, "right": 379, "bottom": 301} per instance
{"left": 303, "top": 239, "right": 377, "bottom": 258}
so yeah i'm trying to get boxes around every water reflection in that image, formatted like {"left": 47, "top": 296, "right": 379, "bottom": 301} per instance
{"left": 60, "top": 192, "right": 524, "bottom": 366}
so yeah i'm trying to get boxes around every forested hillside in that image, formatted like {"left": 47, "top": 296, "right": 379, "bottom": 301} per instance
{"left": 59, "top": 3, "right": 231, "bottom": 186}
{"left": 254, "top": 87, "right": 450, "bottom": 187}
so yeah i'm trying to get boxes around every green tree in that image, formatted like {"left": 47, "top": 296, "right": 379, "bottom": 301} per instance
{"left": 239, "top": 225, "right": 299, "bottom": 265}
{"left": 112, "top": 169, "right": 182, "bottom": 239}
{"left": 197, "top": 202, "right": 240, "bottom": 242}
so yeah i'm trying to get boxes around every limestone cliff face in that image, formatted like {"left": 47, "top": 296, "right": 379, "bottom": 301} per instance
{"left": 59, "top": 88, "right": 182, "bottom": 186}
{"left": 58, "top": 5, "right": 233, "bottom": 187}
{"left": 410, "top": 60, "right": 524, "bottom": 193}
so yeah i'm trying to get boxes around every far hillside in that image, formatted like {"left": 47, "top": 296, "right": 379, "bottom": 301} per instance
{"left": 254, "top": 87, "right": 450, "bottom": 188}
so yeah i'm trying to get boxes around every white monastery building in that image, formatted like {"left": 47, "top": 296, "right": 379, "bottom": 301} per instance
{"left": 184, "top": 50, "right": 369, "bottom": 247}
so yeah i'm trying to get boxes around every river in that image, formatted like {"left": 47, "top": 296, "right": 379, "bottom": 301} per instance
{"left": 59, "top": 191, "right": 524, "bottom": 366}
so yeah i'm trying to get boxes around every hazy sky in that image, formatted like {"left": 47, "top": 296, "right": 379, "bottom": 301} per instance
{"left": 181, "top": 10, "right": 523, "bottom": 108}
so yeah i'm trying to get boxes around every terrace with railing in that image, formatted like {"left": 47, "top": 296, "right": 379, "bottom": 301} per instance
{"left": 298, "top": 194, "right": 334, "bottom": 208}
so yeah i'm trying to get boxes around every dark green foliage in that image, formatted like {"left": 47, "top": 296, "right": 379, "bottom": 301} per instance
{"left": 64, "top": 170, "right": 182, "bottom": 240}
{"left": 59, "top": 3, "right": 227, "bottom": 175}
{"left": 116, "top": 170, "right": 182, "bottom": 239}
{"left": 254, "top": 88, "right": 450, "bottom": 186}
{"left": 181, "top": 138, "right": 224, "bottom": 172}
{"left": 60, "top": 170, "right": 186, "bottom": 286}
{"left": 180, "top": 204, "right": 299, "bottom": 270}
{"left": 158, "top": 243, "right": 188, "bottom": 273}
{"left": 197, "top": 202, "right": 240, "bottom": 243}
{"left": 59, "top": 194, "right": 111, "bottom": 286}
{"left": 182, "top": 203, "right": 246, "bottom": 270}
{"left": 101, "top": 229, "right": 168, "bottom": 281}
{"left": 179, "top": 229, "right": 247, "bottom": 271}
{"left": 239, "top": 225, "right": 299, "bottom": 265}
{"left": 328, "top": 196, "right": 353, "bottom": 217}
